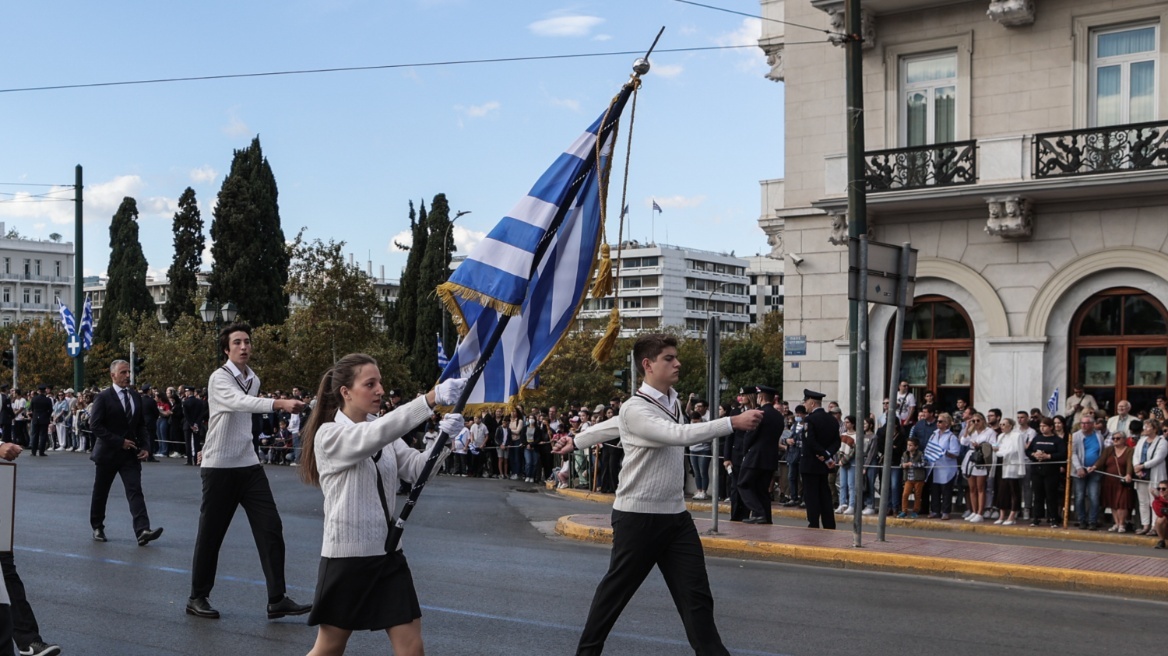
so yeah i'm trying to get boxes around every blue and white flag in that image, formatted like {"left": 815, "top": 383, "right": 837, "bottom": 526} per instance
{"left": 436, "top": 333, "right": 449, "bottom": 370}
{"left": 437, "top": 83, "right": 634, "bottom": 408}
{"left": 80, "top": 294, "right": 94, "bottom": 350}
{"left": 620, "top": 203, "right": 629, "bottom": 218}
{"left": 57, "top": 298, "right": 77, "bottom": 337}
{"left": 651, "top": 199, "right": 662, "bottom": 213}
{"left": 1046, "top": 387, "right": 1059, "bottom": 417}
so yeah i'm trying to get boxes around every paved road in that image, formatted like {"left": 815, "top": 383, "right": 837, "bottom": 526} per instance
{"left": 7, "top": 455, "right": 1163, "bottom": 655}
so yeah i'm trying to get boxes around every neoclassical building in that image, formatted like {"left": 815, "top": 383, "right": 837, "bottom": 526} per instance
{"left": 758, "top": 0, "right": 1168, "bottom": 416}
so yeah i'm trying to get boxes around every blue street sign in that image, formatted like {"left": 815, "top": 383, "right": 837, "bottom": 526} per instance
{"left": 66, "top": 333, "right": 82, "bottom": 358}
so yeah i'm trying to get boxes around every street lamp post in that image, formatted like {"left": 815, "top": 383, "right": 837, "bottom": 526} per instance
{"left": 200, "top": 300, "right": 239, "bottom": 363}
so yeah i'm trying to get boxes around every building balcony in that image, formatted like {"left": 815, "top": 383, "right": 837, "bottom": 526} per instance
{"left": 1033, "top": 119, "right": 1168, "bottom": 180}
{"left": 864, "top": 141, "right": 978, "bottom": 193}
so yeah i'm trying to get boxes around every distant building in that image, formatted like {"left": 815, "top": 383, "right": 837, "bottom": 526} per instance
{"left": 0, "top": 223, "right": 75, "bottom": 326}
{"left": 744, "top": 254, "right": 784, "bottom": 324}
{"left": 577, "top": 242, "right": 751, "bottom": 337}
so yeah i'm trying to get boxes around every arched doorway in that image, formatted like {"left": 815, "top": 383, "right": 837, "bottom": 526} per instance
{"left": 1071, "top": 288, "right": 1168, "bottom": 415}
{"left": 887, "top": 295, "right": 974, "bottom": 414}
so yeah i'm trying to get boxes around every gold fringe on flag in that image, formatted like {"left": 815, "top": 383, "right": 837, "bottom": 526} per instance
{"left": 591, "top": 243, "right": 615, "bottom": 299}
{"left": 591, "top": 306, "right": 621, "bottom": 363}
{"left": 435, "top": 281, "right": 523, "bottom": 338}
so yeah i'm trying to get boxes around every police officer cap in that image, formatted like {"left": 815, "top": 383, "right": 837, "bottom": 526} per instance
{"left": 738, "top": 386, "right": 749, "bottom": 395}
{"left": 388, "top": 389, "right": 402, "bottom": 397}
{"left": 754, "top": 385, "right": 778, "bottom": 395}
{"left": 803, "top": 389, "right": 826, "bottom": 401}
{"left": 36, "top": 384, "right": 47, "bottom": 391}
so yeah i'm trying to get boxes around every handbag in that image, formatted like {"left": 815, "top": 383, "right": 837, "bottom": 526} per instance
{"left": 970, "top": 442, "right": 986, "bottom": 466}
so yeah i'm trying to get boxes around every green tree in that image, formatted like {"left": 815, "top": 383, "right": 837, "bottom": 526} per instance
{"left": 96, "top": 197, "right": 155, "bottom": 347}
{"left": 410, "top": 194, "right": 453, "bottom": 384}
{"left": 209, "top": 136, "right": 290, "bottom": 327}
{"left": 391, "top": 200, "right": 426, "bottom": 345}
{"left": 163, "top": 187, "right": 205, "bottom": 327}
{"left": 119, "top": 312, "right": 217, "bottom": 388}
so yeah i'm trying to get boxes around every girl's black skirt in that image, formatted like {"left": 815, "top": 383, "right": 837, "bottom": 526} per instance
{"left": 307, "top": 549, "right": 421, "bottom": 631}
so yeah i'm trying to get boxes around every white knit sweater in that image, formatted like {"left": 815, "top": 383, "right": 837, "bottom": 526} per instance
{"left": 201, "top": 363, "right": 276, "bottom": 469}
{"left": 314, "top": 396, "right": 447, "bottom": 558}
{"left": 575, "top": 383, "right": 733, "bottom": 514}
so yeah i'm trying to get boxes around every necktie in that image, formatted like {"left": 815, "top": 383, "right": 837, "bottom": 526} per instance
{"left": 122, "top": 389, "right": 132, "bottom": 419}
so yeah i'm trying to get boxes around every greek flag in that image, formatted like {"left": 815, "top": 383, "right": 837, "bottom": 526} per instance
{"left": 437, "top": 83, "right": 634, "bottom": 407}
{"left": 652, "top": 199, "right": 662, "bottom": 213}
{"left": 1046, "top": 387, "right": 1059, "bottom": 417}
{"left": 57, "top": 299, "right": 77, "bottom": 337}
{"left": 436, "top": 333, "right": 449, "bottom": 370}
{"left": 80, "top": 294, "right": 94, "bottom": 350}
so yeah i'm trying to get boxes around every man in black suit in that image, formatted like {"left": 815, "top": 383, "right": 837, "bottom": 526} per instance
{"left": 28, "top": 385, "right": 54, "bottom": 457}
{"left": 738, "top": 385, "right": 784, "bottom": 524}
{"left": 721, "top": 388, "right": 752, "bottom": 521}
{"left": 88, "top": 359, "right": 163, "bottom": 546}
{"left": 141, "top": 385, "right": 160, "bottom": 462}
{"left": 182, "top": 386, "right": 208, "bottom": 466}
{"left": 0, "top": 384, "right": 12, "bottom": 444}
{"left": 800, "top": 389, "right": 842, "bottom": 529}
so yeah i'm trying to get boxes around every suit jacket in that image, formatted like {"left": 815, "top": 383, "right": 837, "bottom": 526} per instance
{"left": 182, "top": 396, "right": 207, "bottom": 430}
{"left": 800, "top": 407, "right": 842, "bottom": 475}
{"left": 29, "top": 393, "right": 53, "bottom": 425}
{"left": 0, "top": 393, "right": 11, "bottom": 424}
{"left": 89, "top": 386, "right": 149, "bottom": 465}
{"left": 723, "top": 408, "right": 747, "bottom": 468}
{"left": 742, "top": 404, "right": 784, "bottom": 471}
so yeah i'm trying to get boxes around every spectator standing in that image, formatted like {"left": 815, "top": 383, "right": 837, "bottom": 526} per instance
{"left": 897, "top": 438, "right": 927, "bottom": 518}
{"left": 28, "top": 387, "right": 53, "bottom": 457}
{"left": 10, "top": 391, "right": 27, "bottom": 448}
{"left": 1094, "top": 429, "right": 1134, "bottom": 532}
{"left": 1133, "top": 419, "right": 1167, "bottom": 535}
{"left": 993, "top": 418, "right": 1027, "bottom": 526}
{"left": 835, "top": 416, "right": 857, "bottom": 514}
{"left": 141, "top": 387, "right": 160, "bottom": 462}
{"left": 0, "top": 385, "right": 12, "bottom": 444}
{"left": 155, "top": 389, "right": 172, "bottom": 458}
{"left": 168, "top": 388, "right": 185, "bottom": 460}
{"left": 1065, "top": 384, "right": 1099, "bottom": 427}
{"left": 1026, "top": 417, "right": 1066, "bottom": 527}
{"left": 894, "top": 381, "right": 916, "bottom": 426}
{"left": 1108, "top": 400, "right": 1135, "bottom": 438}
{"left": 182, "top": 386, "right": 208, "bottom": 466}
{"left": 51, "top": 391, "right": 69, "bottom": 452}
{"left": 1151, "top": 481, "right": 1168, "bottom": 549}
{"left": 924, "top": 413, "right": 961, "bottom": 520}
{"left": 1072, "top": 414, "right": 1105, "bottom": 530}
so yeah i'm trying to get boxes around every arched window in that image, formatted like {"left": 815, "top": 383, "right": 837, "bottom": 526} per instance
{"left": 887, "top": 295, "right": 973, "bottom": 414}
{"left": 1071, "top": 288, "right": 1168, "bottom": 416}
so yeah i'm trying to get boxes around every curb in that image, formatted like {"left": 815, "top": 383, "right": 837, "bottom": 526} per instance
{"left": 554, "top": 514, "right": 1168, "bottom": 600}
{"left": 552, "top": 487, "right": 1156, "bottom": 548}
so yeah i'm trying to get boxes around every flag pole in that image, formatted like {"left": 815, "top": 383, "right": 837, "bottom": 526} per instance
{"left": 387, "top": 63, "right": 648, "bottom": 551}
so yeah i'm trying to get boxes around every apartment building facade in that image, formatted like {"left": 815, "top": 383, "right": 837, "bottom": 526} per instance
{"left": 0, "top": 224, "right": 75, "bottom": 326}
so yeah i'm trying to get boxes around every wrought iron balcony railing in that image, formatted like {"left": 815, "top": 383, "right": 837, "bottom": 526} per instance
{"left": 864, "top": 140, "right": 977, "bottom": 192}
{"left": 1033, "top": 119, "right": 1168, "bottom": 179}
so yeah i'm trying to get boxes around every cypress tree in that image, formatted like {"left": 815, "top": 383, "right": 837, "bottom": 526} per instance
{"left": 208, "top": 136, "right": 290, "bottom": 327}
{"left": 96, "top": 197, "right": 156, "bottom": 346}
{"left": 410, "top": 193, "right": 453, "bottom": 383}
{"left": 393, "top": 200, "right": 426, "bottom": 345}
{"left": 162, "top": 187, "right": 205, "bottom": 326}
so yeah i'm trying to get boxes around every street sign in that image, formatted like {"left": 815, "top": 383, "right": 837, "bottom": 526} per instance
{"left": 849, "top": 237, "right": 918, "bottom": 277}
{"left": 784, "top": 335, "right": 807, "bottom": 356}
{"left": 848, "top": 269, "right": 916, "bottom": 307}
{"left": 66, "top": 333, "right": 82, "bottom": 359}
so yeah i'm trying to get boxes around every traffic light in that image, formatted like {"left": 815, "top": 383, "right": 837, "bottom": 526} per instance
{"left": 1, "top": 350, "right": 11, "bottom": 368}
{"left": 133, "top": 354, "right": 147, "bottom": 376}
{"left": 613, "top": 368, "right": 630, "bottom": 392}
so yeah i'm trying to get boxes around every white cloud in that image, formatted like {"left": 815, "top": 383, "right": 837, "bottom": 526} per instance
{"left": 592, "top": 33, "right": 613, "bottom": 41}
{"left": 141, "top": 195, "right": 180, "bottom": 218}
{"left": 455, "top": 100, "right": 500, "bottom": 119}
{"left": 0, "top": 174, "right": 175, "bottom": 228}
{"left": 647, "top": 195, "right": 707, "bottom": 210}
{"left": 678, "top": 25, "right": 698, "bottom": 37}
{"left": 716, "top": 18, "right": 761, "bottom": 48}
{"left": 652, "top": 63, "right": 684, "bottom": 78}
{"left": 387, "top": 225, "right": 485, "bottom": 256}
{"left": 223, "top": 108, "right": 250, "bottom": 137}
{"left": 528, "top": 15, "right": 604, "bottom": 37}
{"left": 190, "top": 166, "right": 217, "bottom": 184}
{"left": 549, "top": 96, "right": 581, "bottom": 112}
{"left": 32, "top": 222, "right": 45, "bottom": 232}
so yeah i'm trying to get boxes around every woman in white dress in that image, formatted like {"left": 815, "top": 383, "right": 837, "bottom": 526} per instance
{"left": 960, "top": 412, "right": 996, "bottom": 523}
{"left": 993, "top": 418, "right": 1027, "bottom": 526}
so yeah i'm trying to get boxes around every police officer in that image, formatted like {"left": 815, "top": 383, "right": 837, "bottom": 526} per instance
{"left": 738, "top": 385, "right": 784, "bottom": 524}
{"left": 721, "top": 387, "right": 752, "bottom": 521}
{"left": 800, "top": 389, "right": 841, "bottom": 529}
{"left": 782, "top": 405, "right": 806, "bottom": 506}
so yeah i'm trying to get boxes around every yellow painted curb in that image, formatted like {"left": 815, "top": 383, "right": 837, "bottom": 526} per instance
{"left": 554, "top": 515, "right": 1168, "bottom": 599}
{"left": 552, "top": 487, "right": 1154, "bottom": 548}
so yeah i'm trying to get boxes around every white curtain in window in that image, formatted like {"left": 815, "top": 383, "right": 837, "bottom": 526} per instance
{"left": 934, "top": 87, "right": 956, "bottom": 144}
{"left": 1096, "top": 65, "right": 1122, "bottom": 127}
{"left": 1098, "top": 26, "right": 1156, "bottom": 58}
{"left": 1130, "top": 60, "right": 1155, "bottom": 123}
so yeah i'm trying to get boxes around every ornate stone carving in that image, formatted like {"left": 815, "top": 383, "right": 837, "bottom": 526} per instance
{"left": 987, "top": 0, "right": 1036, "bottom": 27}
{"left": 767, "top": 231, "right": 784, "bottom": 259}
{"left": 985, "top": 196, "right": 1033, "bottom": 238}
{"left": 827, "top": 211, "right": 849, "bottom": 246}
{"left": 827, "top": 8, "right": 875, "bottom": 49}
{"left": 763, "top": 44, "right": 784, "bottom": 83}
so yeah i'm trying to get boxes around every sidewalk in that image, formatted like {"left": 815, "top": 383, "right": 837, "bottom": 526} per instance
{"left": 553, "top": 487, "right": 1168, "bottom": 599}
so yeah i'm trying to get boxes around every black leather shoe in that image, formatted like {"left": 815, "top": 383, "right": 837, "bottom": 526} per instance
{"left": 267, "top": 596, "right": 312, "bottom": 619}
{"left": 186, "top": 597, "right": 220, "bottom": 619}
{"left": 743, "top": 517, "right": 762, "bottom": 524}
{"left": 92, "top": 528, "right": 107, "bottom": 542}
{"left": 137, "top": 527, "right": 163, "bottom": 546}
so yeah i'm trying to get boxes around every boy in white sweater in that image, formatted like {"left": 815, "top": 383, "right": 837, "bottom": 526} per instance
{"left": 186, "top": 323, "right": 313, "bottom": 621}
{"left": 554, "top": 334, "right": 762, "bottom": 655}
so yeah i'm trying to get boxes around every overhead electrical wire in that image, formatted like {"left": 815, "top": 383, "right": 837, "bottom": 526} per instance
{"left": 673, "top": 0, "right": 842, "bottom": 37}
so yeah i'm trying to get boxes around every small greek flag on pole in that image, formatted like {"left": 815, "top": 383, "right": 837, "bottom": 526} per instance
{"left": 436, "top": 333, "right": 449, "bottom": 370}
{"left": 57, "top": 298, "right": 77, "bottom": 337}
{"left": 652, "top": 199, "right": 662, "bottom": 213}
{"left": 1046, "top": 387, "right": 1059, "bottom": 417}
{"left": 80, "top": 294, "right": 95, "bottom": 350}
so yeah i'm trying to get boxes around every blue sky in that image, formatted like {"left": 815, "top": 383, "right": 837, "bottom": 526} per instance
{"left": 0, "top": 0, "right": 784, "bottom": 281}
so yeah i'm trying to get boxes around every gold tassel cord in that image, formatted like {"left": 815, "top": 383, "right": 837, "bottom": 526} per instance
{"left": 591, "top": 243, "right": 614, "bottom": 298}
{"left": 591, "top": 79, "right": 641, "bottom": 364}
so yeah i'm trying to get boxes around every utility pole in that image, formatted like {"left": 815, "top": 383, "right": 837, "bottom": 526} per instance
{"left": 74, "top": 165, "right": 84, "bottom": 392}
{"left": 845, "top": 0, "right": 868, "bottom": 434}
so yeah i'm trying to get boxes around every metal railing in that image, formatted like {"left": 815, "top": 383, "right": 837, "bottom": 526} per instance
{"left": 1033, "top": 119, "right": 1168, "bottom": 178}
{"left": 864, "top": 140, "right": 978, "bottom": 192}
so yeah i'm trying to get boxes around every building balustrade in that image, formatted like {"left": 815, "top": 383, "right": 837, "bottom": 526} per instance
{"left": 1033, "top": 119, "right": 1168, "bottom": 179}
{"left": 864, "top": 140, "right": 978, "bottom": 192}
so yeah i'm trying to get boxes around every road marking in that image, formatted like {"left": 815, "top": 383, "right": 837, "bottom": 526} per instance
{"left": 15, "top": 545, "right": 792, "bottom": 656}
